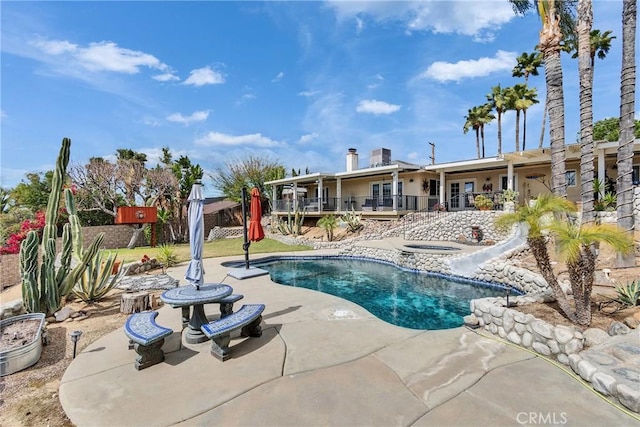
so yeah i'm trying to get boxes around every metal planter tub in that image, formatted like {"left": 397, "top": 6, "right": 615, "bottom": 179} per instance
{"left": 0, "top": 313, "right": 46, "bottom": 376}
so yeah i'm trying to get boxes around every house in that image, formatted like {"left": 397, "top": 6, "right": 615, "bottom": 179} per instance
{"left": 266, "top": 140, "right": 640, "bottom": 220}
{"left": 203, "top": 198, "right": 242, "bottom": 231}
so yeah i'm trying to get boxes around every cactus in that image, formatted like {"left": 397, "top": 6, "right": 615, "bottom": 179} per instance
{"left": 277, "top": 200, "right": 307, "bottom": 235}
{"left": 20, "top": 138, "right": 105, "bottom": 315}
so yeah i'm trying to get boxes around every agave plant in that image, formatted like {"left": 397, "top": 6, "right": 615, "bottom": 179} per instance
{"left": 614, "top": 280, "right": 640, "bottom": 307}
{"left": 72, "top": 250, "right": 126, "bottom": 303}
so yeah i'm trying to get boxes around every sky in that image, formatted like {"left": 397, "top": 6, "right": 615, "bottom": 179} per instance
{"left": 1, "top": 0, "right": 637, "bottom": 196}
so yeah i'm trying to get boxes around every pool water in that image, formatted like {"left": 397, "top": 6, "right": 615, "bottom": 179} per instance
{"left": 253, "top": 257, "right": 515, "bottom": 330}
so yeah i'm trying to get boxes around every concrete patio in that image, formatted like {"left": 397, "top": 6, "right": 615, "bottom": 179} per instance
{"left": 59, "top": 251, "right": 638, "bottom": 426}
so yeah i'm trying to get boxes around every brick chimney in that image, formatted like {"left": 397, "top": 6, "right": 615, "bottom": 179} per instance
{"left": 346, "top": 148, "right": 358, "bottom": 172}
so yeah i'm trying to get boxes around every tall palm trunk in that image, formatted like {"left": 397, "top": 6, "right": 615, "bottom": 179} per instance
{"left": 617, "top": 0, "right": 637, "bottom": 267}
{"left": 545, "top": 49, "right": 568, "bottom": 197}
{"left": 515, "top": 110, "right": 521, "bottom": 152}
{"left": 578, "top": 0, "right": 595, "bottom": 225}
{"left": 538, "top": 95, "right": 548, "bottom": 148}
{"left": 523, "top": 109, "right": 529, "bottom": 150}
{"left": 497, "top": 112, "right": 503, "bottom": 155}
{"left": 481, "top": 125, "right": 486, "bottom": 158}
{"left": 475, "top": 128, "right": 481, "bottom": 159}
{"left": 539, "top": 0, "right": 568, "bottom": 197}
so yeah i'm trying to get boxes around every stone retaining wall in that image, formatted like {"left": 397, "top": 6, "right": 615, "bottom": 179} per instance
{"left": 339, "top": 246, "right": 452, "bottom": 274}
{"left": 470, "top": 294, "right": 584, "bottom": 366}
{"left": 207, "top": 226, "right": 244, "bottom": 240}
{"left": 472, "top": 257, "right": 549, "bottom": 293}
{"left": 405, "top": 211, "right": 510, "bottom": 242}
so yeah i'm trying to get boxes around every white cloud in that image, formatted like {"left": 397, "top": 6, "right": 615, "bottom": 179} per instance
{"left": 367, "top": 74, "right": 384, "bottom": 89}
{"left": 183, "top": 66, "right": 226, "bottom": 86}
{"left": 355, "top": 17, "right": 364, "bottom": 34}
{"left": 356, "top": 99, "right": 401, "bottom": 115}
{"left": 298, "top": 90, "right": 320, "bottom": 97}
{"left": 299, "top": 133, "right": 319, "bottom": 144}
{"left": 407, "top": 152, "right": 419, "bottom": 160}
{"left": 421, "top": 50, "right": 517, "bottom": 83}
{"left": 235, "top": 93, "right": 257, "bottom": 106}
{"left": 326, "top": 1, "right": 514, "bottom": 40}
{"left": 31, "top": 39, "right": 171, "bottom": 75}
{"left": 166, "top": 110, "right": 210, "bottom": 125}
{"left": 153, "top": 72, "right": 180, "bottom": 82}
{"left": 271, "top": 71, "right": 284, "bottom": 82}
{"left": 195, "top": 131, "right": 282, "bottom": 147}
{"left": 0, "top": 110, "right": 6, "bottom": 119}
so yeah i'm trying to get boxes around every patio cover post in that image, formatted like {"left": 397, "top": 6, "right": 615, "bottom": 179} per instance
{"left": 439, "top": 170, "right": 446, "bottom": 205}
{"left": 507, "top": 161, "right": 514, "bottom": 190}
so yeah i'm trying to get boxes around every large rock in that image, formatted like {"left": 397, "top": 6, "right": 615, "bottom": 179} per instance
{"left": 583, "top": 328, "right": 610, "bottom": 347}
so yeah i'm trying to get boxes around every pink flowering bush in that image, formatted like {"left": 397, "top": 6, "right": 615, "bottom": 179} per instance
{"left": 0, "top": 211, "right": 46, "bottom": 254}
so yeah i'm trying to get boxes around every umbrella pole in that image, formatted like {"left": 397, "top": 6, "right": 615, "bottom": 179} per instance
{"left": 241, "top": 186, "right": 250, "bottom": 269}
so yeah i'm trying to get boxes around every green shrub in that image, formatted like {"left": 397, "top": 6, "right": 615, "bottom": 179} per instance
{"left": 474, "top": 194, "right": 494, "bottom": 210}
{"left": 317, "top": 214, "right": 337, "bottom": 241}
{"left": 156, "top": 243, "right": 179, "bottom": 267}
{"left": 615, "top": 280, "right": 640, "bottom": 307}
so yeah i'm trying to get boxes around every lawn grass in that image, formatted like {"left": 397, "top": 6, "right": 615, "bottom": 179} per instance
{"left": 107, "top": 238, "right": 313, "bottom": 264}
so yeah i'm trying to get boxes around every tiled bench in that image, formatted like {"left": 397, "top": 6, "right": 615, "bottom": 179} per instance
{"left": 124, "top": 311, "right": 173, "bottom": 370}
{"left": 200, "top": 304, "right": 265, "bottom": 361}
{"left": 178, "top": 294, "right": 244, "bottom": 329}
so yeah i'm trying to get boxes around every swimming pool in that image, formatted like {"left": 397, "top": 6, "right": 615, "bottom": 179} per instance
{"left": 246, "top": 256, "right": 518, "bottom": 330}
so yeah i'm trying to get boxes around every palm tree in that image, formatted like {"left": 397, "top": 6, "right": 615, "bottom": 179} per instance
{"left": 511, "top": 0, "right": 577, "bottom": 198}
{"left": 567, "top": 29, "right": 616, "bottom": 67}
{"left": 497, "top": 194, "right": 633, "bottom": 326}
{"left": 463, "top": 107, "right": 482, "bottom": 159}
{"left": 512, "top": 51, "right": 543, "bottom": 83}
{"left": 477, "top": 104, "right": 495, "bottom": 158}
{"left": 576, "top": 0, "right": 596, "bottom": 226}
{"left": 486, "top": 85, "right": 509, "bottom": 155}
{"left": 508, "top": 83, "right": 539, "bottom": 151}
{"left": 511, "top": 50, "right": 546, "bottom": 149}
{"left": 317, "top": 214, "right": 337, "bottom": 242}
{"left": 617, "top": 0, "right": 637, "bottom": 268}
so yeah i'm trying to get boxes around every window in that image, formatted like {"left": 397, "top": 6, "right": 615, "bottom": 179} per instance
{"left": 499, "top": 174, "right": 518, "bottom": 191}
{"left": 429, "top": 179, "right": 440, "bottom": 196}
{"left": 633, "top": 165, "right": 640, "bottom": 185}
{"left": 566, "top": 170, "right": 577, "bottom": 187}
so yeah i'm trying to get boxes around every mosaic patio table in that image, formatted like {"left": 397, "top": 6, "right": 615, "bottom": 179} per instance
{"left": 160, "top": 284, "right": 232, "bottom": 344}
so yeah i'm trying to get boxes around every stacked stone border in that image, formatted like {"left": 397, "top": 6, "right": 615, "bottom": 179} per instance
{"left": 470, "top": 295, "right": 639, "bottom": 414}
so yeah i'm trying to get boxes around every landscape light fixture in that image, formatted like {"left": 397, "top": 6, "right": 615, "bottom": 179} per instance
{"left": 70, "top": 330, "right": 83, "bottom": 359}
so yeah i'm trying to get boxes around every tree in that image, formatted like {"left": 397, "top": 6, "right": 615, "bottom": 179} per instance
{"left": 10, "top": 171, "right": 54, "bottom": 211}
{"left": 593, "top": 117, "right": 640, "bottom": 141}
{"left": 512, "top": 51, "right": 543, "bottom": 83}
{"left": 70, "top": 152, "right": 180, "bottom": 248}
{"left": 463, "top": 107, "right": 482, "bottom": 159}
{"left": 577, "top": 0, "right": 595, "bottom": 225}
{"left": 566, "top": 29, "right": 616, "bottom": 66}
{"left": 507, "top": 83, "right": 539, "bottom": 151}
{"left": 464, "top": 104, "right": 495, "bottom": 158}
{"left": 486, "top": 85, "right": 509, "bottom": 155}
{"left": 497, "top": 194, "right": 633, "bottom": 326}
{"left": 511, "top": 0, "right": 577, "bottom": 198}
{"left": 617, "top": 0, "right": 637, "bottom": 268}
{"left": 210, "top": 155, "right": 285, "bottom": 213}
{"left": 317, "top": 215, "right": 338, "bottom": 242}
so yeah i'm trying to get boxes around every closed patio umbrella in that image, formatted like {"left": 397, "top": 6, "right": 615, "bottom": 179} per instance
{"left": 248, "top": 187, "right": 265, "bottom": 242}
{"left": 184, "top": 182, "right": 205, "bottom": 290}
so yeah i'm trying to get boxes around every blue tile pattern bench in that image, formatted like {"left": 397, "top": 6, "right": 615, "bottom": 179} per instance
{"left": 200, "top": 304, "right": 265, "bottom": 361}
{"left": 124, "top": 311, "right": 173, "bottom": 370}
{"left": 177, "top": 293, "right": 245, "bottom": 329}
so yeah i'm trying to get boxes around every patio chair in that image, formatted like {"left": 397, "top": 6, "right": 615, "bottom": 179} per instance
{"left": 466, "top": 193, "right": 475, "bottom": 209}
